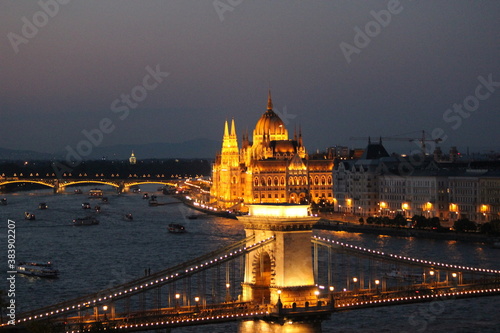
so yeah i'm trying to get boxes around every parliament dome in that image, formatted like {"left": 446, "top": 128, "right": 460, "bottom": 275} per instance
{"left": 253, "top": 91, "right": 288, "bottom": 142}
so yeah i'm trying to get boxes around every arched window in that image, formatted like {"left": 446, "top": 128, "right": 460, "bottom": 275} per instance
{"left": 267, "top": 177, "right": 272, "bottom": 186}
{"left": 280, "top": 177, "right": 285, "bottom": 186}
{"left": 315, "top": 176, "right": 319, "bottom": 185}
{"left": 274, "top": 177, "right": 279, "bottom": 186}
{"left": 289, "top": 177, "right": 294, "bottom": 185}
{"left": 321, "top": 176, "right": 326, "bottom": 185}
{"left": 254, "top": 177, "right": 259, "bottom": 186}
{"left": 304, "top": 176, "right": 308, "bottom": 185}
{"left": 327, "top": 176, "right": 332, "bottom": 185}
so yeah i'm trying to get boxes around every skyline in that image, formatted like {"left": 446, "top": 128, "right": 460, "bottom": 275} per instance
{"left": 2, "top": 1, "right": 500, "bottom": 157}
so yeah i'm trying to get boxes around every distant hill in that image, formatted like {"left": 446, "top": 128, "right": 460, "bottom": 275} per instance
{"left": 0, "top": 138, "right": 221, "bottom": 161}
{"left": 0, "top": 147, "right": 54, "bottom": 161}
{"left": 74, "top": 138, "right": 221, "bottom": 160}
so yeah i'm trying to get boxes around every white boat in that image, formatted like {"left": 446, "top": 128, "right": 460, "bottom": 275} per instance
{"left": 17, "top": 261, "right": 59, "bottom": 278}
{"left": 73, "top": 216, "right": 99, "bottom": 226}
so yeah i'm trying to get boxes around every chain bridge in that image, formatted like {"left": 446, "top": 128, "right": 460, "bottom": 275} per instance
{"left": 3, "top": 204, "right": 500, "bottom": 332}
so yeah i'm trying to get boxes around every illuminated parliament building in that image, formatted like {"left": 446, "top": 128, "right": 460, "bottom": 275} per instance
{"left": 210, "top": 92, "right": 334, "bottom": 210}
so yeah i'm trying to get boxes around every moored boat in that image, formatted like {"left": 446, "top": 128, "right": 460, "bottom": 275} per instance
{"left": 168, "top": 223, "right": 186, "bottom": 233}
{"left": 38, "top": 202, "right": 48, "bottom": 210}
{"left": 1, "top": 198, "right": 7, "bottom": 205}
{"left": 73, "top": 216, "right": 99, "bottom": 226}
{"left": 17, "top": 261, "right": 59, "bottom": 278}
{"left": 82, "top": 202, "right": 91, "bottom": 209}
{"left": 74, "top": 189, "right": 82, "bottom": 194}
{"left": 124, "top": 213, "right": 133, "bottom": 221}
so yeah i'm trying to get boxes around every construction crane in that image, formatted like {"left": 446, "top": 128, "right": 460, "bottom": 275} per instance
{"left": 350, "top": 130, "right": 442, "bottom": 155}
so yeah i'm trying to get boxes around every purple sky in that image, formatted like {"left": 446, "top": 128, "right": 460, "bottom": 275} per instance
{"left": 1, "top": 1, "right": 500, "bottom": 156}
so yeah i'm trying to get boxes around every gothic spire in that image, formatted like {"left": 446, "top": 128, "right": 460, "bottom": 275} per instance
{"left": 223, "top": 119, "right": 229, "bottom": 137}
{"left": 230, "top": 118, "right": 236, "bottom": 137}
{"left": 267, "top": 89, "right": 273, "bottom": 111}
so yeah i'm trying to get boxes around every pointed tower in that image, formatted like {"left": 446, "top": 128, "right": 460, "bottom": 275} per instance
{"left": 210, "top": 118, "right": 241, "bottom": 209}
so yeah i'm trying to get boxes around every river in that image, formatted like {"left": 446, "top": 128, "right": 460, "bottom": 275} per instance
{"left": 0, "top": 185, "right": 499, "bottom": 332}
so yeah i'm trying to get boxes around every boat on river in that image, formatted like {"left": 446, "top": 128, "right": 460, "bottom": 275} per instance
{"left": 89, "top": 189, "right": 103, "bottom": 199}
{"left": 73, "top": 216, "right": 99, "bottom": 226}
{"left": 168, "top": 223, "right": 186, "bottom": 233}
{"left": 24, "top": 212, "right": 36, "bottom": 220}
{"left": 124, "top": 213, "right": 133, "bottom": 221}
{"left": 17, "top": 261, "right": 59, "bottom": 278}
{"left": 38, "top": 202, "right": 48, "bottom": 210}
{"left": 1, "top": 198, "right": 7, "bottom": 205}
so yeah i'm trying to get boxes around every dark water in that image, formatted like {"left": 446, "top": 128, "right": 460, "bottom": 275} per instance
{"left": 0, "top": 185, "right": 499, "bottom": 332}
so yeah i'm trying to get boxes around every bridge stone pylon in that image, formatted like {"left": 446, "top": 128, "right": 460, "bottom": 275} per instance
{"left": 238, "top": 204, "right": 320, "bottom": 308}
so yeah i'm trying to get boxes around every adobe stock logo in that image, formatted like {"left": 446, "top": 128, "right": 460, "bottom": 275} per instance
{"left": 7, "top": 0, "right": 71, "bottom": 54}
{"left": 339, "top": 0, "right": 408, "bottom": 64}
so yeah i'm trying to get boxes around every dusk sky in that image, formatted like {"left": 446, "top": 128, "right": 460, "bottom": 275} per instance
{"left": 2, "top": 1, "right": 500, "bottom": 157}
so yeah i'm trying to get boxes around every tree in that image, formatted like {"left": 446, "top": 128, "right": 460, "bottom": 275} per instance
{"left": 393, "top": 214, "right": 406, "bottom": 227}
{"left": 454, "top": 218, "right": 477, "bottom": 233}
{"left": 429, "top": 217, "right": 441, "bottom": 230}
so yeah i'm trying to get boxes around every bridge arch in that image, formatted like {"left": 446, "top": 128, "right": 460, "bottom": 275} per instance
{"left": 0, "top": 180, "right": 55, "bottom": 189}
{"left": 251, "top": 249, "right": 275, "bottom": 304}
{"left": 125, "top": 181, "right": 177, "bottom": 187}
{"left": 59, "top": 180, "right": 120, "bottom": 188}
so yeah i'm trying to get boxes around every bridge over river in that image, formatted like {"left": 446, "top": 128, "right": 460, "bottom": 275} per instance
{"left": 3, "top": 204, "right": 500, "bottom": 332}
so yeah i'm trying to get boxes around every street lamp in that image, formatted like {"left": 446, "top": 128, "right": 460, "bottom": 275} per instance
{"left": 194, "top": 296, "right": 200, "bottom": 312}
{"left": 175, "top": 293, "right": 180, "bottom": 310}
{"left": 352, "top": 277, "right": 358, "bottom": 292}
{"left": 374, "top": 279, "right": 380, "bottom": 293}
{"left": 102, "top": 305, "right": 108, "bottom": 321}
{"left": 329, "top": 286, "right": 335, "bottom": 309}
{"left": 225, "top": 283, "right": 231, "bottom": 302}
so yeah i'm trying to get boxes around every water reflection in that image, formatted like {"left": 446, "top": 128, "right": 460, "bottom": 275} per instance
{"left": 239, "top": 320, "right": 322, "bottom": 333}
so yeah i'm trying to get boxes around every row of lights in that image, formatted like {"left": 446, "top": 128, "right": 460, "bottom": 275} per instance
{"left": 313, "top": 236, "right": 500, "bottom": 275}
{"left": 337, "top": 288, "right": 500, "bottom": 309}
{"left": 64, "top": 311, "right": 270, "bottom": 333}
{"left": 18, "top": 236, "right": 275, "bottom": 324}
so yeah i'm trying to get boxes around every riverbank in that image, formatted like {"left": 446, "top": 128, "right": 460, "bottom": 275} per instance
{"left": 175, "top": 195, "right": 238, "bottom": 219}
{"left": 314, "top": 219, "right": 498, "bottom": 245}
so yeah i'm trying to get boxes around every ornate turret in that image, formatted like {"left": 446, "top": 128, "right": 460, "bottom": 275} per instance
{"left": 129, "top": 151, "right": 137, "bottom": 165}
